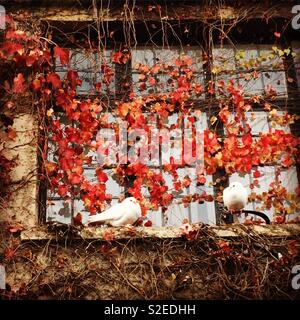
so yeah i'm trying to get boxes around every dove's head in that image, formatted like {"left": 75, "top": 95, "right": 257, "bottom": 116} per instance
{"left": 124, "top": 197, "right": 139, "bottom": 205}
{"left": 123, "top": 197, "right": 142, "bottom": 217}
{"left": 229, "top": 181, "right": 244, "bottom": 189}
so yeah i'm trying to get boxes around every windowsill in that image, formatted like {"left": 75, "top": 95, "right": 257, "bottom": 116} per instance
{"left": 20, "top": 223, "right": 300, "bottom": 241}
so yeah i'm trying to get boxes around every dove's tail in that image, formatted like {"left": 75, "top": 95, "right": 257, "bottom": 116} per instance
{"left": 88, "top": 207, "right": 120, "bottom": 223}
{"left": 243, "top": 210, "right": 271, "bottom": 224}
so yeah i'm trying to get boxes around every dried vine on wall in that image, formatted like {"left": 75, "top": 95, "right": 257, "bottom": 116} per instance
{"left": 0, "top": 2, "right": 300, "bottom": 226}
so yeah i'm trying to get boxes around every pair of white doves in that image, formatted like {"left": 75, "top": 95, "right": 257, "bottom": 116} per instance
{"left": 86, "top": 181, "right": 248, "bottom": 227}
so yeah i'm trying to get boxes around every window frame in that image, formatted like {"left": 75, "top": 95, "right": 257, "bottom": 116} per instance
{"left": 39, "top": 21, "right": 300, "bottom": 228}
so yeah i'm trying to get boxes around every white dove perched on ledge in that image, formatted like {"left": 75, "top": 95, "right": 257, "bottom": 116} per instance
{"left": 223, "top": 181, "right": 248, "bottom": 213}
{"left": 87, "top": 197, "right": 142, "bottom": 227}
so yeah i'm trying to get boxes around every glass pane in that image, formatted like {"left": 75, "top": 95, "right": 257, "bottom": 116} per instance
{"left": 212, "top": 47, "right": 235, "bottom": 72}
{"left": 268, "top": 110, "right": 291, "bottom": 132}
{"left": 165, "top": 202, "right": 190, "bottom": 226}
{"left": 73, "top": 200, "right": 90, "bottom": 224}
{"left": 155, "top": 49, "right": 180, "bottom": 65}
{"left": 147, "top": 209, "right": 163, "bottom": 226}
{"left": 46, "top": 200, "right": 72, "bottom": 224}
{"left": 189, "top": 173, "right": 216, "bottom": 224}
{"left": 262, "top": 71, "right": 287, "bottom": 97}
{"left": 185, "top": 48, "right": 203, "bottom": 70}
{"left": 292, "top": 41, "right": 300, "bottom": 88}
{"left": 239, "top": 75, "right": 264, "bottom": 95}
{"left": 280, "top": 167, "right": 299, "bottom": 222}
{"left": 252, "top": 166, "right": 276, "bottom": 221}
{"left": 236, "top": 47, "right": 259, "bottom": 70}
{"left": 259, "top": 48, "right": 284, "bottom": 69}
{"left": 245, "top": 111, "right": 269, "bottom": 135}
{"left": 55, "top": 49, "right": 113, "bottom": 94}
{"left": 132, "top": 49, "right": 155, "bottom": 67}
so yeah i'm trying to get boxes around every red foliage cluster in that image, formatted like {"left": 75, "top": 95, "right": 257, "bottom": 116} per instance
{"left": 0, "top": 17, "right": 299, "bottom": 223}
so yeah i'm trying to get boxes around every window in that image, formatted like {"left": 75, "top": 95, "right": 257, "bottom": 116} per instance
{"left": 292, "top": 41, "right": 300, "bottom": 89}
{"left": 132, "top": 47, "right": 204, "bottom": 97}
{"left": 55, "top": 49, "right": 114, "bottom": 95}
{"left": 45, "top": 41, "right": 299, "bottom": 227}
{"left": 212, "top": 45, "right": 287, "bottom": 98}
{"left": 228, "top": 111, "right": 298, "bottom": 222}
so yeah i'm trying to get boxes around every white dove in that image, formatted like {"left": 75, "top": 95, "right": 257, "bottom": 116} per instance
{"left": 87, "top": 197, "right": 142, "bottom": 227}
{"left": 223, "top": 181, "right": 248, "bottom": 213}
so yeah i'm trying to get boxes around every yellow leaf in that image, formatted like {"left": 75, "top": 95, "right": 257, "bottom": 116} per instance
{"left": 210, "top": 116, "right": 218, "bottom": 125}
{"left": 47, "top": 108, "right": 54, "bottom": 117}
{"left": 235, "top": 50, "right": 246, "bottom": 60}
{"left": 269, "top": 108, "right": 277, "bottom": 116}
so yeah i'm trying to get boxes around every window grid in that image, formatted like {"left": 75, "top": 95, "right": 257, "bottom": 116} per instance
{"left": 46, "top": 43, "right": 299, "bottom": 226}
{"left": 212, "top": 45, "right": 288, "bottom": 98}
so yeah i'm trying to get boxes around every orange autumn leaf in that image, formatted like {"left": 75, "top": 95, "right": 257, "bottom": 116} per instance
{"left": 47, "top": 72, "right": 62, "bottom": 89}
{"left": 13, "top": 73, "right": 25, "bottom": 93}
{"left": 4, "top": 247, "right": 15, "bottom": 261}
{"left": 54, "top": 46, "right": 70, "bottom": 65}
{"left": 7, "top": 127, "right": 16, "bottom": 140}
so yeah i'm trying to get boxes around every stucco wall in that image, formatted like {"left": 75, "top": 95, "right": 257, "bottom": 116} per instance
{"left": 0, "top": 111, "right": 38, "bottom": 229}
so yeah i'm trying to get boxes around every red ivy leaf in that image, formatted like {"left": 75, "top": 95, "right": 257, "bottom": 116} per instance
{"left": 58, "top": 185, "right": 69, "bottom": 197}
{"left": 13, "top": 73, "right": 25, "bottom": 93}
{"left": 197, "top": 174, "right": 206, "bottom": 185}
{"left": 274, "top": 32, "right": 281, "bottom": 38}
{"left": 47, "top": 73, "right": 62, "bottom": 89}
{"left": 205, "top": 195, "right": 214, "bottom": 202}
{"left": 67, "top": 70, "right": 81, "bottom": 89}
{"left": 242, "top": 133, "right": 253, "bottom": 146}
{"left": 54, "top": 46, "right": 70, "bottom": 65}
{"left": 95, "top": 168, "right": 108, "bottom": 183}
{"left": 103, "top": 229, "right": 115, "bottom": 241}
{"left": 30, "top": 78, "right": 41, "bottom": 92}
{"left": 68, "top": 173, "right": 83, "bottom": 185}
{"left": 281, "top": 154, "right": 294, "bottom": 167}
{"left": 73, "top": 212, "right": 83, "bottom": 225}
{"left": 275, "top": 216, "right": 285, "bottom": 224}
{"left": 112, "top": 51, "right": 123, "bottom": 64}
{"left": 253, "top": 170, "right": 261, "bottom": 178}
{"left": 8, "top": 223, "right": 24, "bottom": 233}
{"left": 7, "top": 127, "right": 17, "bottom": 140}
{"left": 6, "top": 30, "right": 26, "bottom": 40}
{"left": 94, "top": 82, "right": 102, "bottom": 91}
{"left": 144, "top": 220, "right": 152, "bottom": 227}
{"left": 112, "top": 50, "right": 130, "bottom": 64}
{"left": 182, "top": 176, "right": 191, "bottom": 188}
{"left": 4, "top": 247, "right": 15, "bottom": 261}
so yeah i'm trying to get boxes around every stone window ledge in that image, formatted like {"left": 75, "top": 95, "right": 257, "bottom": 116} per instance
{"left": 20, "top": 223, "right": 300, "bottom": 241}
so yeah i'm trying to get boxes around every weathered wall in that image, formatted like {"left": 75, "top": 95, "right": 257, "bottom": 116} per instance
{"left": 1, "top": 225, "right": 300, "bottom": 300}
{"left": 0, "top": 110, "right": 39, "bottom": 229}
{"left": 0, "top": 0, "right": 300, "bottom": 301}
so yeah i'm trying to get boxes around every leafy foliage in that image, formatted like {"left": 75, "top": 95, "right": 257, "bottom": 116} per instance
{"left": 0, "top": 17, "right": 299, "bottom": 224}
